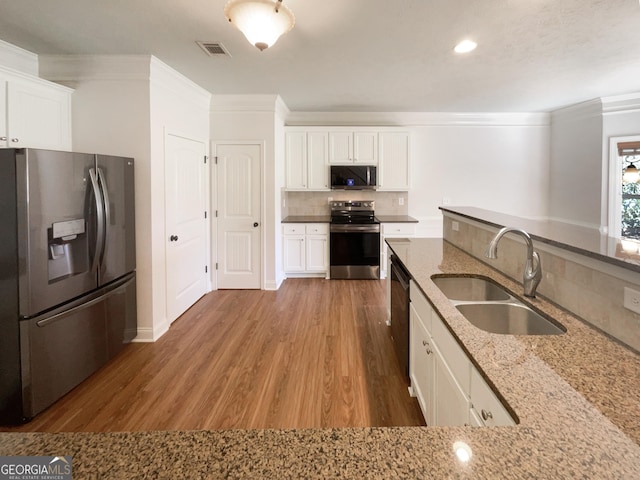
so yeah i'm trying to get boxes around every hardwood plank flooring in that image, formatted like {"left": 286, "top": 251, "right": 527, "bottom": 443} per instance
{"left": 2, "top": 279, "right": 425, "bottom": 432}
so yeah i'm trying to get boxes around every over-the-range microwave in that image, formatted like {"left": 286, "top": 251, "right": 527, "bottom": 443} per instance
{"left": 330, "top": 165, "right": 377, "bottom": 190}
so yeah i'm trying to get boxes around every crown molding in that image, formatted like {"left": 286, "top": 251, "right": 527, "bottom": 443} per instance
{"left": 284, "top": 111, "right": 550, "bottom": 127}
{"left": 211, "top": 94, "right": 286, "bottom": 114}
{"left": 0, "top": 39, "right": 38, "bottom": 76}
{"left": 39, "top": 54, "right": 152, "bottom": 82}
{"left": 150, "top": 57, "right": 211, "bottom": 108}
{"left": 550, "top": 98, "right": 603, "bottom": 123}
{"left": 601, "top": 92, "right": 640, "bottom": 115}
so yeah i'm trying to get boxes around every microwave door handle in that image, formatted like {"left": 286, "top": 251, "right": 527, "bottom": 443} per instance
{"left": 89, "top": 168, "right": 105, "bottom": 274}
{"left": 366, "top": 167, "right": 370, "bottom": 186}
{"left": 97, "top": 167, "right": 110, "bottom": 267}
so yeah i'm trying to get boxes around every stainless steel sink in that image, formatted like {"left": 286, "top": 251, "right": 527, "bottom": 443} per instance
{"left": 432, "top": 276, "right": 511, "bottom": 302}
{"left": 456, "top": 303, "right": 565, "bottom": 336}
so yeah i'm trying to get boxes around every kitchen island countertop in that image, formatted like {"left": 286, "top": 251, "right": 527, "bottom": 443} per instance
{"left": 2, "top": 238, "right": 639, "bottom": 478}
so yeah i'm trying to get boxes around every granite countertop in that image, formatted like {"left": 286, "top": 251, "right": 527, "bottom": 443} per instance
{"left": 375, "top": 215, "right": 418, "bottom": 223}
{"left": 282, "top": 215, "right": 331, "bottom": 223}
{"left": 2, "top": 239, "right": 639, "bottom": 478}
{"left": 440, "top": 206, "right": 640, "bottom": 272}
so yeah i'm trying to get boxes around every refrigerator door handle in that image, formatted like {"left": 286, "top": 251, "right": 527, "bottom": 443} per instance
{"left": 35, "top": 275, "right": 136, "bottom": 327}
{"left": 89, "top": 168, "right": 105, "bottom": 274}
{"left": 97, "top": 167, "right": 111, "bottom": 268}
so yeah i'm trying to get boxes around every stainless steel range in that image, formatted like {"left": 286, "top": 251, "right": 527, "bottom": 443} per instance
{"left": 329, "top": 200, "right": 380, "bottom": 279}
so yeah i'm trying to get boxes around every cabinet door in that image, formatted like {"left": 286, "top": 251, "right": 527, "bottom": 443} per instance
{"left": 409, "top": 304, "right": 435, "bottom": 425}
{"left": 7, "top": 78, "right": 71, "bottom": 150}
{"left": 283, "top": 235, "right": 305, "bottom": 272}
{"left": 433, "top": 343, "right": 470, "bottom": 426}
{"left": 328, "top": 131, "right": 352, "bottom": 164}
{"left": 307, "top": 131, "right": 329, "bottom": 189}
{"left": 379, "top": 131, "right": 410, "bottom": 190}
{"left": 285, "top": 131, "right": 307, "bottom": 189}
{"left": 305, "top": 234, "right": 328, "bottom": 272}
{"left": 470, "top": 367, "right": 515, "bottom": 426}
{"left": 353, "top": 131, "right": 378, "bottom": 164}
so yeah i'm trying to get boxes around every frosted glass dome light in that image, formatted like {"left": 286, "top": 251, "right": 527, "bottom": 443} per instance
{"left": 224, "top": 0, "right": 295, "bottom": 51}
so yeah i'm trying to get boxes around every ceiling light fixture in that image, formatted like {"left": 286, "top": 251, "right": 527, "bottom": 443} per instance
{"left": 224, "top": 0, "right": 295, "bottom": 51}
{"left": 454, "top": 40, "right": 478, "bottom": 54}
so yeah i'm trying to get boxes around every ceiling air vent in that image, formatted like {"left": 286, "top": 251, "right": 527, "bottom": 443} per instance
{"left": 196, "top": 41, "right": 231, "bottom": 57}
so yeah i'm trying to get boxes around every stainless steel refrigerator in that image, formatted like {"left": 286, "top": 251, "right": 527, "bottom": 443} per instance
{"left": 0, "top": 148, "right": 137, "bottom": 423}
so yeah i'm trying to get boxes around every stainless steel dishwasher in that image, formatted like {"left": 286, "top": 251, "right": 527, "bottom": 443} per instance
{"left": 390, "top": 255, "right": 410, "bottom": 378}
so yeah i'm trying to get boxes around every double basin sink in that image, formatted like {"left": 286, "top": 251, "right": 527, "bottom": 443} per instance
{"left": 431, "top": 276, "right": 565, "bottom": 336}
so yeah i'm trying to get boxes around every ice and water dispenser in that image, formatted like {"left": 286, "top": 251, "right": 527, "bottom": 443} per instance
{"left": 48, "top": 218, "right": 89, "bottom": 282}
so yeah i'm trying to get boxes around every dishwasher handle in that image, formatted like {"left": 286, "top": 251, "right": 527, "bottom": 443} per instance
{"left": 391, "top": 256, "right": 410, "bottom": 290}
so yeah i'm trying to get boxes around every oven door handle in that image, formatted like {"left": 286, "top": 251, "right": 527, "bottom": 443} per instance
{"left": 330, "top": 225, "right": 380, "bottom": 233}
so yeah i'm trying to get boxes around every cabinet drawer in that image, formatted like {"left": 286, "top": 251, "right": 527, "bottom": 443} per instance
{"left": 382, "top": 223, "right": 416, "bottom": 236}
{"left": 283, "top": 224, "right": 305, "bottom": 235}
{"left": 305, "top": 223, "right": 329, "bottom": 235}
{"left": 409, "top": 281, "right": 432, "bottom": 335}
{"left": 470, "top": 367, "right": 515, "bottom": 426}
{"left": 432, "top": 313, "right": 470, "bottom": 397}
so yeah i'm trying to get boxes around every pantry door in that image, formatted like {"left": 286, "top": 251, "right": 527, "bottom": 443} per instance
{"left": 215, "top": 143, "right": 262, "bottom": 289}
{"left": 165, "top": 133, "right": 208, "bottom": 323}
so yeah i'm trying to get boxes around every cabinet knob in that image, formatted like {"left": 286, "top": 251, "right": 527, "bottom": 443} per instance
{"left": 169, "top": 235, "right": 179, "bottom": 242}
{"left": 481, "top": 409, "right": 493, "bottom": 421}
{"left": 422, "top": 340, "right": 428, "bottom": 346}
{"left": 0, "top": 136, "right": 6, "bottom": 141}
{"left": 426, "top": 349, "right": 432, "bottom": 355}
{"left": 253, "top": 222, "right": 259, "bottom": 227}
{"left": 10, "top": 138, "right": 19, "bottom": 142}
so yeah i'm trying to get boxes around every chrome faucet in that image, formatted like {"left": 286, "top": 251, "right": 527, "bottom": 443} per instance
{"left": 485, "top": 227, "right": 542, "bottom": 298}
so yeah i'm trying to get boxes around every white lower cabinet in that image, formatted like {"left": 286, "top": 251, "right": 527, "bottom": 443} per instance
{"left": 409, "top": 280, "right": 515, "bottom": 427}
{"left": 470, "top": 366, "right": 515, "bottom": 427}
{"left": 380, "top": 223, "right": 416, "bottom": 279}
{"left": 283, "top": 223, "right": 329, "bottom": 277}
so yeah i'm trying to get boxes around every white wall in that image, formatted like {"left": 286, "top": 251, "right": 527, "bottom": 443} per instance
{"left": 40, "top": 54, "right": 211, "bottom": 341}
{"left": 548, "top": 100, "right": 604, "bottom": 229}
{"left": 410, "top": 122, "right": 550, "bottom": 236}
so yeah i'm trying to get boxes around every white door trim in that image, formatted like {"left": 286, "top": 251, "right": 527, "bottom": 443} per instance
{"left": 211, "top": 140, "right": 266, "bottom": 290}
{"left": 607, "top": 134, "right": 640, "bottom": 242}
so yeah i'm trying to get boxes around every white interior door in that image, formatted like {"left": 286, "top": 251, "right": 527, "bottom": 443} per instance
{"left": 165, "top": 133, "right": 208, "bottom": 322}
{"left": 216, "top": 143, "right": 262, "bottom": 289}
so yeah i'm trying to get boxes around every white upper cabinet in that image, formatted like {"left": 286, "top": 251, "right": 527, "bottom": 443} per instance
{"left": 307, "top": 131, "right": 329, "bottom": 190}
{"left": 328, "top": 130, "right": 377, "bottom": 165}
{"left": 285, "top": 130, "right": 329, "bottom": 190}
{"left": 285, "top": 131, "right": 307, "bottom": 189}
{"left": 378, "top": 131, "right": 410, "bottom": 191}
{"left": 0, "top": 67, "right": 72, "bottom": 150}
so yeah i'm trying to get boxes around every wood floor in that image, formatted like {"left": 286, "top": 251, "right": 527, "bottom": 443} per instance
{"left": 3, "top": 279, "right": 425, "bottom": 432}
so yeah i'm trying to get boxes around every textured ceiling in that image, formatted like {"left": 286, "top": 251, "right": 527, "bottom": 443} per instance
{"left": 0, "top": 0, "right": 638, "bottom": 112}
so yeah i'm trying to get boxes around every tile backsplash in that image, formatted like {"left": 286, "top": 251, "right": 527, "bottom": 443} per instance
{"left": 443, "top": 213, "right": 640, "bottom": 353}
{"left": 284, "top": 191, "right": 408, "bottom": 217}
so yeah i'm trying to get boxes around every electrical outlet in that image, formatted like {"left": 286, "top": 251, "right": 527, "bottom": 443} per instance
{"left": 327, "top": 197, "right": 333, "bottom": 204}
{"left": 623, "top": 287, "right": 640, "bottom": 314}
{"left": 442, "top": 197, "right": 451, "bottom": 205}
{"left": 399, "top": 197, "right": 405, "bottom": 206}
{"left": 452, "top": 221, "right": 459, "bottom": 232}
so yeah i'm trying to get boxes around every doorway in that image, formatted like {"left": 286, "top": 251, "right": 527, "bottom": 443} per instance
{"left": 213, "top": 142, "right": 263, "bottom": 289}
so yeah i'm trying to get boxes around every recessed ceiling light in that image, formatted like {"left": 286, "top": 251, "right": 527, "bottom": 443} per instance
{"left": 454, "top": 40, "right": 477, "bottom": 54}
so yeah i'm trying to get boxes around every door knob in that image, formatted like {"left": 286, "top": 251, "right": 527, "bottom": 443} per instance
{"left": 253, "top": 222, "right": 259, "bottom": 227}
{"left": 170, "top": 235, "right": 179, "bottom": 242}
